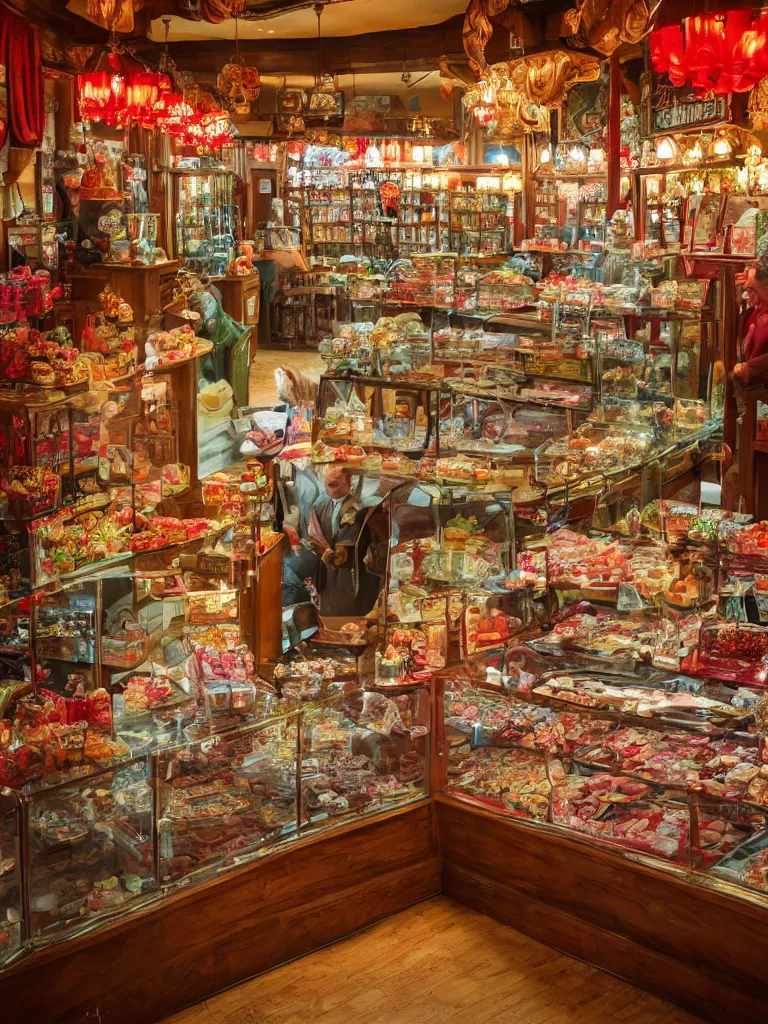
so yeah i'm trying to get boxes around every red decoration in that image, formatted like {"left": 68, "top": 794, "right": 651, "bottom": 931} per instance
{"left": 78, "top": 48, "right": 170, "bottom": 127}
{"left": 0, "top": 10, "right": 44, "bottom": 148}
{"left": 124, "top": 71, "right": 170, "bottom": 125}
{"left": 78, "top": 52, "right": 128, "bottom": 125}
{"left": 181, "top": 109, "right": 233, "bottom": 149}
{"left": 652, "top": 10, "right": 768, "bottom": 95}
{"left": 153, "top": 89, "right": 194, "bottom": 137}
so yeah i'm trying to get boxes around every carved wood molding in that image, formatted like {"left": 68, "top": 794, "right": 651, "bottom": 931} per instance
{"left": 463, "top": 0, "right": 659, "bottom": 75}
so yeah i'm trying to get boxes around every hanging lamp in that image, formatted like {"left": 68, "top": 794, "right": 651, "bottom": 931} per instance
{"left": 77, "top": 33, "right": 166, "bottom": 126}
{"left": 651, "top": 10, "right": 768, "bottom": 95}
{"left": 307, "top": 4, "right": 342, "bottom": 116}
{"left": 151, "top": 18, "right": 193, "bottom": 136}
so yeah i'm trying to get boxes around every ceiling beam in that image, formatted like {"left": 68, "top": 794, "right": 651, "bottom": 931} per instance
{"left": 2, "top": 0, "right": 106, "bottom": 43}
{"left": 131, "top": 14, "right": 519, "bottom": 76}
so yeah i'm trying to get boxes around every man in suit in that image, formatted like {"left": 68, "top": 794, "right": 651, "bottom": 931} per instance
{"left": 308, "top": 465, "right": 381, "bottom": 617}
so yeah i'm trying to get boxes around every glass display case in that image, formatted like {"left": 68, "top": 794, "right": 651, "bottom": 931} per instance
{"left": 173, "top": 170, "right": 239, "bottom": 276}
{"left": 0, "top": 793, "right": 21, "bottom": 965}
{"left": 156, "top": 714, "right": 299, "bottom": 886}
{"left": 7, "top": 223, "right": 58, "bottom": 278}
{"left": 441, "top": 669, "right": 768, "bottom": 889}
{"left": 301, "top": 688, "right": 430, "bottom": 830}
{"left": 25, "top": 757, "right": 156, "bottom": 947}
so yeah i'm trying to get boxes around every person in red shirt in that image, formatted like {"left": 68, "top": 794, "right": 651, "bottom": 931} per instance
{"left": 733, "top": 264, "right": 768, "bottom": 386}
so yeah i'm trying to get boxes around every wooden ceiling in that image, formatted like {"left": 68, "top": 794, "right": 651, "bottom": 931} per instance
{"left": 17, "top": 0, "right": 578, "bottom": 78}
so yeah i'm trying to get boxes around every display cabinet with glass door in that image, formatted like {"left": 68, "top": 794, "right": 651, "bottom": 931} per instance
{"left": 173, "top": 169, "right": 240, "bottom": 276}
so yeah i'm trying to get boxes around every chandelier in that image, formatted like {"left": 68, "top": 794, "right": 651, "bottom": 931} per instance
{"left": 77, "top": 37, "right": 167, "bottom": 126}
{"left": 464, "top": 52, "right": 598, "bottom": 134}
{"left": 78, "top": 21, "right": 234, "bottom": 149}
{"left": 651, "top": 10, "right": 768, "bottom": 95}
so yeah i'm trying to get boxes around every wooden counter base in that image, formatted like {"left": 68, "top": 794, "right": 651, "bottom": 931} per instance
{"left": 436, "top": 794, "right": 767, "bottom": 1024}
{"left": 0, "top": 801, "right": 439, "bottom": 1024}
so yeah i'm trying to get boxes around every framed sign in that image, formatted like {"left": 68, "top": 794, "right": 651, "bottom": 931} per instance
{"left": 642, "top": 71, "right": 731, "bottom": 136}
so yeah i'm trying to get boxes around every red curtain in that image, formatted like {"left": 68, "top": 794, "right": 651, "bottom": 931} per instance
{"left": 0, "top": 10, "right": 43, "bottom": 148}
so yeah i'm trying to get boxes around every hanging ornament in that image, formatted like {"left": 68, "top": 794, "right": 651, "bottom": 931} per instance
{"left": 217, "top": 14, "right": 261, "bottom": 116}
{"left": 86, "top": 0, "right": 134, "bottom": 33}
{"left": 77, "top": 37, "right": 165, "bottom": 127}
{"left": 154, "top": 90, "right": 195, "bottom": 138}
{"left": 199, "top": 0, "right": 246, "bottom": 23}
{"left": 652, "top": 10, "right": 768, "bottom": 96}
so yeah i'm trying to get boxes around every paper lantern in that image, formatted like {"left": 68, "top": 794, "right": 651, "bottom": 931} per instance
{"left": 655, "top": 136, "right": 679, "bottom": 161}
{"left": 154, "top": 91, "right": 195, "bottom": 138}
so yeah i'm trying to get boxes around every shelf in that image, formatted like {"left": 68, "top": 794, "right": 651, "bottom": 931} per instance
{"left": 535, "top": 172, "right": 608, "bottom": 181}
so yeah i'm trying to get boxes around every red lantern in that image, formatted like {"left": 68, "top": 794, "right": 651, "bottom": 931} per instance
{"left": 154, "top": 89, "right": 194, "bottom": 137}
{"left": 182, "top": 109, "right": 232, "bottom": 150}
{"left": 77, "top": 51, "right": 127, "bottom": 124}
{"left": 203, "top": 111, "right": 234, "bottom": 148}
{"left": 124, "top": 70, "right": 170, "bottom": 126}
{"left": 652, "top": 9, "right": 768, "bottom": 95}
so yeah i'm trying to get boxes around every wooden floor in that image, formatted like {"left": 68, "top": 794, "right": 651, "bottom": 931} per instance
{"left": 249, "top": 347, "right": 325, "bottom": 406}
{"left": 160, "top": 896, "right": 706, "bottom": 1024}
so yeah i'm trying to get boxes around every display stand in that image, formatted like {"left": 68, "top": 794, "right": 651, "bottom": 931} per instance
{"left": 67, "top": 261, "right": 180, "bottom": 342}
{"left": 217, "top": 273, "right": 261, "bottom": 340}
{"left": 0, "top": 802, "right": 439, "bottom": 1024}
{"left": 436, "top": 796, "right": 767, "bottom": 1024}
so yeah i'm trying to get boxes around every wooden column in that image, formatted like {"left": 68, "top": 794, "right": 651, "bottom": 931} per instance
{"left": 520, "top": 135, "right": 536, "bottom": 240}
{"left": 607, "top": 52, "right": 622, "bottom": 220}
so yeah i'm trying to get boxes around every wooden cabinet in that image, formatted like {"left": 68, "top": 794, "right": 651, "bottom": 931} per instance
{"left": 437, "top": 795, "right": 768, "bottom": 1024}
{"left": 250, "top": 532, "right": 283, "bottom": 664}
{"left": 67, "top": 260, "right": 180, "bottom": 340}
{"left": 217, "top": 272, "right": 261, "bottom": 327}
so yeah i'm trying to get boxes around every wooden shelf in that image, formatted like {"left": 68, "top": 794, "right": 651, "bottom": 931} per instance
{"left": 535, "top": 172, "right": 608, "bottom": 181}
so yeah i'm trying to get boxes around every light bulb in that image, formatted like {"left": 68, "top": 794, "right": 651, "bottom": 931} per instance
{"left": 686, "top": 140, "right": 703, "bottom": 164}
{"left": 540, "top": 145, "right": 551, "bottom": 164}
{"left": 655, "top": 136, "right": 675, "bottom": 161}
{"left": 713, "top": 136, "right": 731, "bottom": 156}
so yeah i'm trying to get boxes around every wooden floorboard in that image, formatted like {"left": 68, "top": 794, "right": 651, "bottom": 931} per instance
{"left": 160, "top": 896, "right": 707, "bottom": 1024}
{"left": 249, "top": 348, "right": 324, "bottom": 405}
